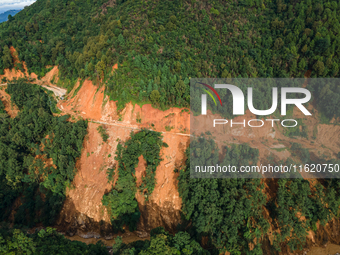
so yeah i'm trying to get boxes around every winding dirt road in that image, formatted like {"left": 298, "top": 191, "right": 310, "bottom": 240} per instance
{"left": 3, "top": 80, "right": 189, "bottom": 137}
{"left": 41, "top": 84, "right": 67, "bottom": 98}
{"left": 92, "top": 120, "right": 191, "bottom": 137}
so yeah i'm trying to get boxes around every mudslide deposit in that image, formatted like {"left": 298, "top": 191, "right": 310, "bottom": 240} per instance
{"left": 57, "top": 79, "right": 189, "bottom": 237}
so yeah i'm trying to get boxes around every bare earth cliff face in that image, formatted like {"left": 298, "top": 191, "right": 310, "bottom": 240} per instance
{"left": 56, "top": 79, "right": 189, "bottom": 237}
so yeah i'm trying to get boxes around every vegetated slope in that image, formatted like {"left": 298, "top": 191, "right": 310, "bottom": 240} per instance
{"left": 0, "top": 227, "right": 109, "bottom": 255}
{"left": 0, "top": 0, "right": 340, "bottom": 116}
{"left": 0, "top": 225, "right": 208, "bottom": 255}
{"left": 0, "top": 0, "right": 340, "bottom": 255}
{"left": 0, "top": 10, "right": 21, "bottom": 23}
{"left": 0, "top": 79, "right": 87, "bottom": 227}
{"left": 0, "top": 46, "right": 40, "bottom": 82}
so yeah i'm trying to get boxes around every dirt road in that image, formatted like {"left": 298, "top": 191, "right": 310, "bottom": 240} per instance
{"left": 41, "top": 84, "right": 67, "bottom": 97}
{"left": 91, "top": 120, "right": 191, "bottom": 137}
{"left": 0, "top": 82, "right": 67, "bottom": 98}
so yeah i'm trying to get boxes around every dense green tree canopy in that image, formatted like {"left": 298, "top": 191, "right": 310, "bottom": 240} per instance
{"left": 0, "top": 79, "right": 87, "bottom": 227}
{"left": 0, "top": 0, "right": 340, "bottom": 116}
{"left": 0, "top": 0, "right": 340, "bottom": 254}
{"left": 102, "top": 129, "right": 167, "bottom": 232}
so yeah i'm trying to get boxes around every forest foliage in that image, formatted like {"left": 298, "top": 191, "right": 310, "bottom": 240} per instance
{"left": 0, "top": 0, "right": 340, "bottom": 116}
{"left": 111, "top": 227, "right": 208, "bottom": 255}
{"left": 180, "top": 139, "right": 268, "bottom": 254}
{"left": 0, "top": 79, "right": 87, "bottom": 227}
{"left": 0, "top": 226, "right": 209, "bottom": 255}
{"left": 179, "top": 137, "right": 340, "bottom": 254}
{"left": 0, "top": 0, "right": 340, "bottom": 254}
{"left": 0, "top": 227, "right": 109, "bottom": 255}
{"left": 97, "top": 125, "right": 109, "bottom": 142}
{"left": 102, "top": 129, "right": 167, "bottom": 232}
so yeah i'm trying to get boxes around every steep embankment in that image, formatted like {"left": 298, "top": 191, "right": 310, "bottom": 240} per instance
{"left": 0, "top": 47, "right": 55, "bottom": 119}
{"left": 0, "top": 87, "right": 19, "bottom": 118}
{"left": 0, "top": 46, "right": 35, "bottom": 80}
{"left": 56, "top": 79, "right": 189, "bottom": 238}
{"left": 0, "top": 47, "right": 63, "bottom": 93}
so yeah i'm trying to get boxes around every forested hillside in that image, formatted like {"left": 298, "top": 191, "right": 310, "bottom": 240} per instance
{"left": 0, "top": 227, "right": 109, "bottom": 254}
{"left": 180, "top": 138, "right": 340, "bottom": 254}
{"left": 0, "top": 0, "right": 340, "bottom": 254}
{"left": 0, "top": 79, "right": 87, "bottom": 227}
{"left": 0, "top": 0, "right": 340, "bottom": 114}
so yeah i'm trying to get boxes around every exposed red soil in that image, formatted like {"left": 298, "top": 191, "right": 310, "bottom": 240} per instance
{"left": 307, "top": 243, "right": 340, "bottom": 255}
{"left": 58, "top": 122, "right": 124, "bottom": 225}
{"left": 0, "top": 65, "right": 26, "bottom": 81}
{"left": 0, "top": 47, "right": 61, "bottom": 84}
{"left": 61, "top": 80, "right": 107, "bottom": 121}
{"left": 135, "top": 155, "right": 147, "bottom": 187}
{"left": 0, "top": 87, "right": 19, "bottom": 118}
{"left": 40, "top": 66, "right": 59, "bottom": 85}
{"left": 0, "top": 46, "right": 38, "bottom": 81}
{"left": 59, "top": 80, "right": 190, "bottom": 135}
{"left": 10, "top": 46, "right": 20, "bottom": 66}
{"left": 316, "top": 124, "right": 340, "bottom": 155}
{"left": 57, "top": 78, "right": 188, "bottom": 233}
{"left": 136, "top": 133, "right": 188, "bottom": 232}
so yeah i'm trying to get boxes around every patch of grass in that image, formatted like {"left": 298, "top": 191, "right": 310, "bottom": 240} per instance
{"left": 165, "top": 125, "right": 174, "bottom": 131}
{"left": 312, "top": 126, "right": 318, "bottom": 140}
{"left": 118, "top": 114, "right": 122, "bottom": 121}
{"left": 57, "top": 77, "right": 78, "bottom": 93}
{"left": 181, "top": 128, "right": 189, "bottom": 133}
{"left": 72, "top": 82, "right": 83, "bottom": 98}
{"left": 51, "top": 75, "right": 56, "bottom": 84}
{"left": 181, "top": 109, "right": 189, "bottom": 113}
{"left": 136, "top": 112, "right": 142, "bottom": 123}
{"left": 319, "top": 112, "right": 331, "bottom": 124}
{"left": 164, "top": 113, "right": 175, "bottom": 118}
{"left": 97, "top": 125, "right": 109, "bottom": 142}
{"left": 284, "top": 119, "right": 308, "bottom": 139}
